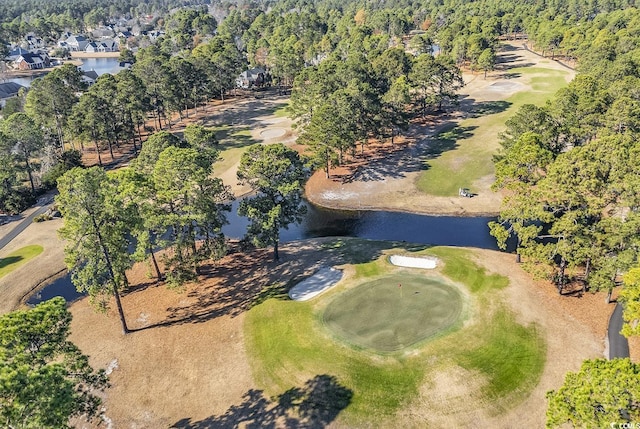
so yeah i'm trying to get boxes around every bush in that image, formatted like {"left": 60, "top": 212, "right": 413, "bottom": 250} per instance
{"left": 33, "top": 214, "right": 50, "bottom": 223}
{"left": 0, "top": 188, "right": 35, "bottom": 215}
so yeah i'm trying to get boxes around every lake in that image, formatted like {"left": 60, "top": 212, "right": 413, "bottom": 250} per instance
{"left": 27, "top": 200, "right": 500, "bottom": 305}
{"left": 3, "top": 57, "right": 121, "bottom": 87}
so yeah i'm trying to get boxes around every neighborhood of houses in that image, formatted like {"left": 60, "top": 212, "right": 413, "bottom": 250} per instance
{"left": 0, "top": 13, "right": 274, "bottom": 110}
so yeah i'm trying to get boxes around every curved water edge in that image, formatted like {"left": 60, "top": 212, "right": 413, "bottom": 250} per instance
{"left": 4, "top": 57, "right": 121, "bottom": 87}
{"left": 27, "top": 199, "right": 499, "bottom": 305}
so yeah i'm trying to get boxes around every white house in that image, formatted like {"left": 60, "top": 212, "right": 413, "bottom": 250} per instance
{"left": 66, "top": 35, "right": 89, "bottom": 51}
{"left": 236, "top": 67, "right": 267, "bottom": 88}
{"left": 81, "top": 70, "right": 99, "bottom": 86}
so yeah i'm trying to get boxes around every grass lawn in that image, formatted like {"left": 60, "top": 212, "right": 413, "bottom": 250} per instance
{"left": 323, "top": 274, "right": 463, "bottom": 351}
{"left": 245, "top": 243, "right": 545, "bottom": 426}
{"left": 212, "top": 126, "right": 258, "bottom": 176}
{"left": 0, "top": 245, "right": 44, "bottom": 279}
{"left": 416, "top": 65, "right": 571, "bottom": 197}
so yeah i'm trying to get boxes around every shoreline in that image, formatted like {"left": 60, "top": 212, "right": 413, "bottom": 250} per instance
{"left": 70, "top": 51, "right": 120, "bottom": 58}
{"left": 304, "top": 189, "right": 500, "bottom": 217}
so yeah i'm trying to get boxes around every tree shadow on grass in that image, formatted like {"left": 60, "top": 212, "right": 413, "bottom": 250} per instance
{"left": 465, "top": 100, "right": 512, "bottom": 119}
{"left": 171, "top": 374, "right": 353, "bottom": 429}
{"left": 0, "top": 256, "right": 23, "bottom": 271}
{"left": 421, "top": 125, "right": 477, "bottom": 162}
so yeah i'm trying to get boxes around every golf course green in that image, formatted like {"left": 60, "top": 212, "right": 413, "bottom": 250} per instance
{"left": 323, "top": 273, "right": 463, "bottom": 351}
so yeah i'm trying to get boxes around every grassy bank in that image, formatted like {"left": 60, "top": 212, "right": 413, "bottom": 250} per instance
{"left": 416, "top": 64, "right": 571, "bottom": 197}
{"left": 245, "top": 242, "right": 545, "bottom": 426}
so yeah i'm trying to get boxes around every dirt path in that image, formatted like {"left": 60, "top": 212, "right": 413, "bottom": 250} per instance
{"left": 305, "top": 42, "right": 575, "bottom": 215}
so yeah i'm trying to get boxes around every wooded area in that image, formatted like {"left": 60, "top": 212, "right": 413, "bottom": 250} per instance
{"left": 2, "top": 0, "right": 640, "bottom": 426}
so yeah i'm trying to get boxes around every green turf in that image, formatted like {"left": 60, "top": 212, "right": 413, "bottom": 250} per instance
{"left": 212, "top": 126, "right": 258, "bottom": 176}
{"left": 0, "top": 245, "right": 44, "bottom": 279}
{"left": 323, "top": 274, "right": 463, "bottom": 352}
{"left": 457, "top": 308, "right": 545, "bottom": 401}
{"left": 416, "top": 63, "right": 572, "bottom": 197}
{"left": 245, "top": 240, "right": 545, "bottom": 425}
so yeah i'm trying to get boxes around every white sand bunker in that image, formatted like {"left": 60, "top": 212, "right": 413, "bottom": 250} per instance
{"left": 260, "top": 128, "right": 287, "bottom": 139}
{"left": 289, "top": 267, "right": 343, "bottom": 301}
{"left": 488, "top": 81, "right": 525, "bottom": 93}
{"left": 389, "top": 255, "right": 438, "bottom": 269}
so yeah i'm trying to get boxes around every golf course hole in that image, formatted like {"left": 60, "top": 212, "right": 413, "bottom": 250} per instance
{"left": 323, "top": 274, "right": 463, "bottom": 352}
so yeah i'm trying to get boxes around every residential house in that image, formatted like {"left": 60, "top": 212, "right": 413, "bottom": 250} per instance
{"left": 85, "top": 42, "right": 100, "bottom": 53}
{"left": 25, "top": 34, "right": 46, "bottom": 50}
{"left": 66, "top": 35, "right": 89, "bottom": 52}
{"left": 85, "top": 39, "right": 119, "bottom": 53}
{"left": 14, "top": 52, "right": 49, "bottom": 70}
{"left": 147, "top": 30, "right": 164, "bottom": 41}
{"left": 6, "top": 47, "right": 29, "bottom": 62}
{"left": 0, "top": 82, "right": 26, "bottom": 107}
{"left": 100, "top": 39, "right": 118, "bottom": 52}
{"left": 236, "top": 67, "right": 269, "bottom": 88}
{"left": 91, "top": 26, "right": 114, "bottom": 39}
{"left": 81, "top": 70, "right": 99, "bottom": 86}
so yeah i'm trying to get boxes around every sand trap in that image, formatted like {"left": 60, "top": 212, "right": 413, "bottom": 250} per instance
{"left": 389, "top": 255, "right": 438, "bottom": 269}
{"left": 289, "top": 267, "right": 343, "bottom": 301}
{"left": 488, "top": 81, "right": 525, "bottom": 93}
{"left": 260, "top": 128, "right": 286, "bottom": 139}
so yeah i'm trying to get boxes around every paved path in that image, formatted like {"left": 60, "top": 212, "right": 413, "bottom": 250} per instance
{"left": 0, "top": 196, "right": 54, "bottom": 252}
{"left": 608, "top": 303, "right": 630, "bottom": 359}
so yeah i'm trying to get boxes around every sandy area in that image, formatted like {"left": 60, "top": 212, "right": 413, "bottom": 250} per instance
{"left": 62, "top": 242, "right": 609, "bottom": 428}
{"left": 389, "top": 254, "right": 438, "bottom": 269}
{"left": 288, "top": 266, "right": 343, "bottom": 301}
{"left": 304, "top": 42, "right": 575, "bottom": 216}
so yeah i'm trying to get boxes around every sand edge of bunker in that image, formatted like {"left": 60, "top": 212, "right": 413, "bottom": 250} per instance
{"left": 245, "top": 241, "right": 546, "bottom": 426}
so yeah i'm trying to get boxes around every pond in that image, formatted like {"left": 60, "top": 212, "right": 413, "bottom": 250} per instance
{"left": 3, "top": 57, "right": 121, "bottom": 87}
{"left": 27, "top": 200, "right": 500, "bottom": 305}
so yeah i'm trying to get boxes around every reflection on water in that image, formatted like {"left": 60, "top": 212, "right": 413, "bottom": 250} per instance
{"left": 29, "top": 200, "right": 499, "bottom": 305}
{"left": 224, "top": 200, "right": 498, "bottom": 249}
{"left": 4, "top": 57, "right": 121, "bottom": 87}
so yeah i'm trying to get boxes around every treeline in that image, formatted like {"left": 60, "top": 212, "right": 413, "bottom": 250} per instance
{"left": 57, "top": 135, "right": 306, "bottom": 334}
{"left": 490, "top": 7, "right": 640, "bottom": 327}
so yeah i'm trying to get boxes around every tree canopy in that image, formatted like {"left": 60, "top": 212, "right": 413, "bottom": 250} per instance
{"left": 0, "top": 297, "right": 108, "bottom": 428}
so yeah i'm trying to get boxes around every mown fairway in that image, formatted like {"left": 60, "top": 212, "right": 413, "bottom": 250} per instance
{"left": 0, "top": 245, "right": 44, "bottom": 279}
{"left": 417, "top": 59, "right": 572, "bottom": 197}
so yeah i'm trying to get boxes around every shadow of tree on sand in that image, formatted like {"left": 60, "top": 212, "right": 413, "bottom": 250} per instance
{"left": 171, "top": 374, "right": 353, "bottom": 429}
{"left": 130, "top": 238, "right": 406, "bottom": 331}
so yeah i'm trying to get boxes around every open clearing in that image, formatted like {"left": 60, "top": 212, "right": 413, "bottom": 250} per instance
{"left": 59, "top": 238, "right": 606, "bottom": 428}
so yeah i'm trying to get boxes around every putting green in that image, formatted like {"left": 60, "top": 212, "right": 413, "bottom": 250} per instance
{"left": 323, "top": 273, "right": 463, "bottom": 352}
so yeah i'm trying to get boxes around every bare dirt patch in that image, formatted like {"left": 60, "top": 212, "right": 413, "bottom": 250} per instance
{"left": 59, "top": 241, "right": 617, "bottom": 428}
